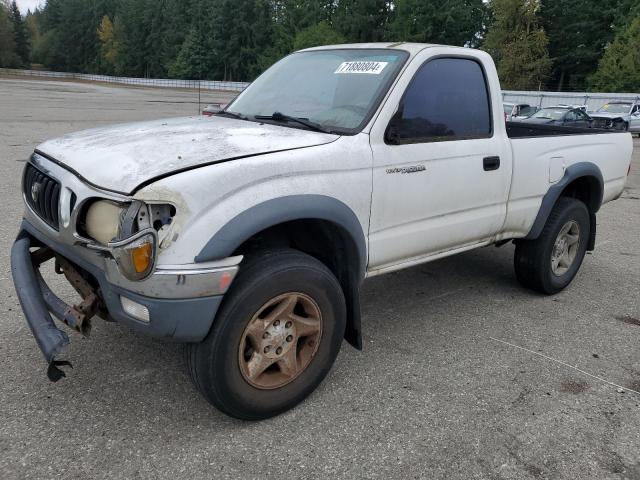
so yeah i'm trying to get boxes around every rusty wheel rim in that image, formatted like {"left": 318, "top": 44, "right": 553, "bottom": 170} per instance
{"left": 551, "top": 220, "right": 580, "bottom": 276}
{"left": 238, "top": 292, "right": 323, "bottom": 390}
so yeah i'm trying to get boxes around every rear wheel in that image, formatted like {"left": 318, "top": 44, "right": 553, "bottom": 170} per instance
{"left": 187, "top": 249, "right": 346, "bottom": 420}
{"left": 514, "top": 197, "right": 590, "bottom": 294}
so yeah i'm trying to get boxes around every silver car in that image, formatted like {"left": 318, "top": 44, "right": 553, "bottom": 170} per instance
{"left": 590, "top": 102, "right": 640, "bottom": 134}
{"left": 503, "top": 102, "right": 539, "bottom": 121}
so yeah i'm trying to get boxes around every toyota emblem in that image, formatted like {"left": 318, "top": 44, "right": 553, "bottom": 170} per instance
{"left": 31, "top": 181, "right": 42, "bottom": 203}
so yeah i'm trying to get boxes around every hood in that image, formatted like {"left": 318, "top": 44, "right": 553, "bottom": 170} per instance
{"left": 590, "top": 112, "right": 629, "bottom": 120}
{"left": 36, "top": 116, "right": 338, "bottom": 194}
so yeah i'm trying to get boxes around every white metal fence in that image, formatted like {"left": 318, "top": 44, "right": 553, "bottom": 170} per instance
{"left": 0, "top": 68, "right": 249, "bottom": 92}
{"left": 2, "top": 68, "right": 639, "bottom": 108}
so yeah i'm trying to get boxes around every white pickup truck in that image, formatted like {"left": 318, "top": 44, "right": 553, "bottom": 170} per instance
{"left": 12, "top": 43, "right": 633, "bottom": 420}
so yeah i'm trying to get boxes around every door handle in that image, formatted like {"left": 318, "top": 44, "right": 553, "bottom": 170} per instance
{"left": 483, "top": 156, "right": 500, "bottom": 171}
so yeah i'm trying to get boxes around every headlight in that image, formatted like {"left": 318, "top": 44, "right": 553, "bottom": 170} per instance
{"left": 79, "top": 199, "right": 174, "bottom": 281}
{"left": 108, "top": 229, "right": 157, "bottom": 281}
{"left": 84, "top": 200, "right": 126, "bottom": 244}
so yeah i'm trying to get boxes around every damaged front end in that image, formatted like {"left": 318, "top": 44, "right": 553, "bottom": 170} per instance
{"left": 11, "top": 233, "right": 104, "bottom": 381}
{"left": 13, "top": 154, "right": 240, "bottom": 383}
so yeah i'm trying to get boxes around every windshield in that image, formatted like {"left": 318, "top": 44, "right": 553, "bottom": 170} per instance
{"left": 533, "top": 108, "right": 569, "bottom": 120}
{"left": 597, "top": 103, "right": 631, "bottom": 114}
{"left": 226, "top": 49, "right": 408, "bottom": 133}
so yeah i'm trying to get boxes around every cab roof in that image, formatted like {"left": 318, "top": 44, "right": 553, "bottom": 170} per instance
{"left": 299, "top": 42, "right": 467, "bottom": 56}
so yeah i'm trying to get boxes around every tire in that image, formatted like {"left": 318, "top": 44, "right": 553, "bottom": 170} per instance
{"left": 514, "top": 197, "right": 590, "bottom": 294}
{"left": 187, "top": 248, "right": 346, "bottom": 420}
{"left": 615, "top": 120, "right": 628, "bottom": 131}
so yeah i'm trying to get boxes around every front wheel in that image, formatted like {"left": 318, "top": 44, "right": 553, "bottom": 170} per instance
{"left": 514, "top": 197, "right": 590, "bottom": 294}
{"left": 187, "top": 249, "right": 346, "bottom": 420}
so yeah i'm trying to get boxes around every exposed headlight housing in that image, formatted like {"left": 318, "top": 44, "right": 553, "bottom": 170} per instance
{"left": 80, "top": 199, "right": 175, "bottom": 281}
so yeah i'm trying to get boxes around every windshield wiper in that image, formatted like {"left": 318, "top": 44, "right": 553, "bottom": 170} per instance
{"left": 215, "top": 110, "right": 249, "bottom": 121}
{"left": 254, "top": 112, "right": 334, "bottom": 134}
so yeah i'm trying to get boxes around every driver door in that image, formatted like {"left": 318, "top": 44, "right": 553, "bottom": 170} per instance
{"left": 367, "top": 53, "right": 512, "bottom": 271}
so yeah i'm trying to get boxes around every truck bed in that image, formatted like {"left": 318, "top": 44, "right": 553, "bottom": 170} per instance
{"left": 499, "top": 126, "right": 633, "bottom": 240}
{"left": 506, "top": 121, "right": 626, "bottom": 138}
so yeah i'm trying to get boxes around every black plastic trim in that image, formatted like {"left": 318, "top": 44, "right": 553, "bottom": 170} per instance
{"left": 525, "top": 162, "right": 604, "bottom": 240}
{"left": 195, "top": 195, "right": 368, "bottom": 280}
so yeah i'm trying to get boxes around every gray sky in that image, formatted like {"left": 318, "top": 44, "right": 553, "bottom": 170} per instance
{"left": 14, "top": 0, "right": 44, "bottom": 14}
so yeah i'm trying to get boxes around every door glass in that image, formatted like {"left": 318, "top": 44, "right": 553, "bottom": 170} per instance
{"left": 389, "top": 58, "right": 492, "bottom": 143}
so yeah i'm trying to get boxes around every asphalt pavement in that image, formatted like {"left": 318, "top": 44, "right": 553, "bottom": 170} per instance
{"left": 1, "top": 78, "right": 639, "bottom": 479}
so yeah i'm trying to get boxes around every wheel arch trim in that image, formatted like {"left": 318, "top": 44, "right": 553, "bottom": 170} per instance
{"left": 194, "top": 194, "right": 368, "bottom": 280}
{"left": 525, "top": 162, "right": 603, "bottom": 240}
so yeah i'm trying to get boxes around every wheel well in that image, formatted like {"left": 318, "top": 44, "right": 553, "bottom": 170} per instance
{"left": 559, "top": 175, "right": 602, "bottom": 213}
{"left": 232, "top": 219, "right": 363, "bottom": 349}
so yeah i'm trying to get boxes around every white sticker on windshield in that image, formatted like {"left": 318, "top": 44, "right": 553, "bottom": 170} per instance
{"left": 335, "top": 61, "right": 388, "bottom": 75}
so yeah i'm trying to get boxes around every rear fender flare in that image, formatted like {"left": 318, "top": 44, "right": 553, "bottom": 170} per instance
{"left": 525, "top": 162, "right": 603, "bottom": 240}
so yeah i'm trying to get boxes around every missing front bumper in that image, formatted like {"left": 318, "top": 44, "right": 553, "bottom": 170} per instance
{"left": 12, "top": 224, "right": 231, "bottom": 382}
{"left": 11, "top": 233, "right": 100, "bottom": 381}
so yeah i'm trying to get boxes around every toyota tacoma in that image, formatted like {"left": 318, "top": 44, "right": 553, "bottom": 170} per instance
{"left": 12, "top": 43, "right": 633, "bottom": 419}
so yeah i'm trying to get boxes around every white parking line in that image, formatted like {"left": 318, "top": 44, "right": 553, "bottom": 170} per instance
{"left": 489, "top": 336, "right": 640, "bottom": 396}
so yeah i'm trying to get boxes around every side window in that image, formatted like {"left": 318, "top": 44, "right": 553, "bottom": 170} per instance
{"left": 387, "top": 58, "right": 492, "bottom": 143}
{"left": 565, "top": 111, "right": 577, "bottom": 121}
{"left": 632, "top": 105, "right": 640, "bottom": 114}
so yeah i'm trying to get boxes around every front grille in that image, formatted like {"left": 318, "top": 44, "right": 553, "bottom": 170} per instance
{"left": 23, "top": 163, "right": 61, "bottom": 230}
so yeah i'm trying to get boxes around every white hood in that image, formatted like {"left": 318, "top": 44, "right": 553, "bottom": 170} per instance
{"left": 36, "top": 116, "right": 338, "bottom": 194}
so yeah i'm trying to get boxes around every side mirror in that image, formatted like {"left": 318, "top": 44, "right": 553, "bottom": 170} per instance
{"left": 385, "top": 124, "right": 401, "bottom": 145}
{"left": 385, "top": 107, "right": 404, "bottom": 145}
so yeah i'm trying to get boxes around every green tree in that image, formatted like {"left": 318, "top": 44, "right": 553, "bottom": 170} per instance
{"left": 540, "top": 0, "right": 621, "bottom": 91}
{"left": 34, "top": 0, "right": 117, "bottom": 73}
{"left": 0, "top": 1, "right": 17, "bottom": 67}
{"left": 25, "top": 10, "right": 40, "bottom": 56}
{"left": 589, "top": 16, "right": 640, "bottom": 92}
{"left": 97, "top": 15, "right": 118, "bottom": 73}
{"left": 211, "top": 0, "right": 274, "bottom": 80}
{"left": 387, "top": 0, "right": 487, "bottom": 47}
{"left": 168, "top": 25, "right": 211, "bottom": 79}
{"left": 484, "top": 0, "right": 552, "bottom": 90}
{"left": 333, "top": 0, "right": 390, "bottom": 42}
{"left": 293, "top": 20, "right": 345, "bottom": 50}
{"left": 9, "top": 0, "right": 29, "bottom": 66}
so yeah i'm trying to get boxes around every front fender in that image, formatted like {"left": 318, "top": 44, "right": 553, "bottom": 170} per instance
{"left": 195, "top": 194, "right": 368, "bottom": 280}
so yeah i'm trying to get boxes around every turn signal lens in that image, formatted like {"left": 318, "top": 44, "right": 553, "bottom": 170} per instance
{"left": 131, "top": 242, "right": 153, "bottom": 273}
{"left": 109, "top": 230, "right": 156, "bottom": 281}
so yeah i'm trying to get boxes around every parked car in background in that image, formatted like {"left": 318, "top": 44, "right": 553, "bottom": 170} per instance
{"left": 590, "top": 102, "right": 640, "bottom": 134}
{"left": 503, "top": 102, "right": 539, "bottom": 121}
{"left": 524, "top": 106, "right": 593, "bottom": 128}
{"left": 202, "top": 103, "right": 228, "bottom": 116}
{"left": 556, "top": 104, "right": 589, "bottom": 113}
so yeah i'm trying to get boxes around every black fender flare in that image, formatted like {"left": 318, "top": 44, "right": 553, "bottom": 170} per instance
{"left": 195, "top": 195, "right": 368, "bottom": 349}
{"left": 195, "top": 195, "right": 367, "bottom": 276}
{"left": 525, "top": 162, "right": 603, "bottom": 241}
